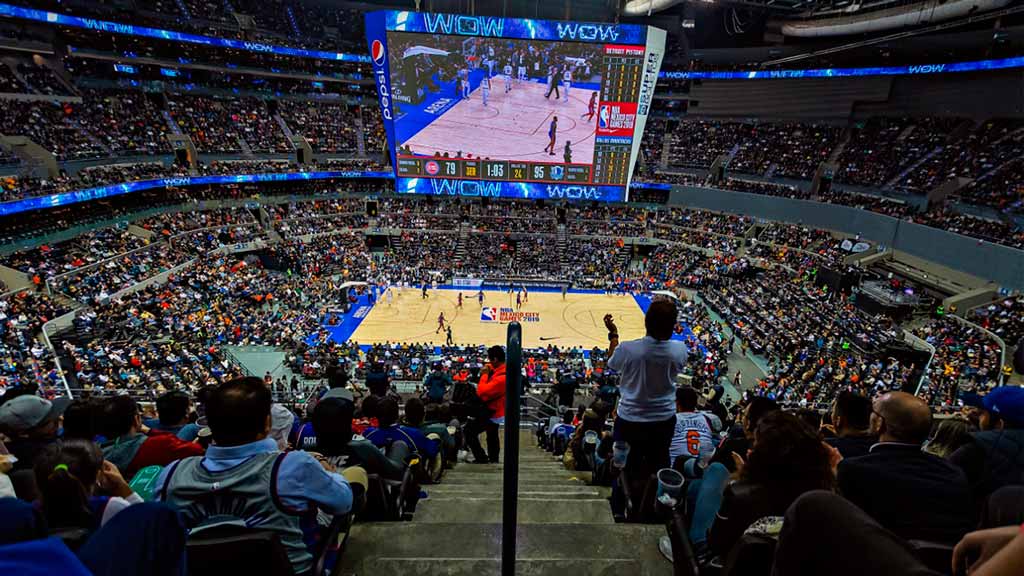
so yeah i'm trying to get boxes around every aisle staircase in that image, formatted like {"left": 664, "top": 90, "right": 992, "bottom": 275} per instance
{"left": 339, "top": 428, "right": 670, "bottom": 575}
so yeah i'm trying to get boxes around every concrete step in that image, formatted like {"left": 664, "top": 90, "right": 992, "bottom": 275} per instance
{"left": 426, "top": 483, "right": 602, "bottom": 495}
{"left": 340, "top": 523, "right": 671, "bottom": 576}
{"left": 440, "top": 475, "right": 587, "bottom": 486}
{"left": 368, "top": 557, "right": 641, "bottom": 575}
{"left": 413, "top": 497, "right": 613, "bottom": 524}
{"left": 424, "top": 486, "right": 604, "bottom": 500}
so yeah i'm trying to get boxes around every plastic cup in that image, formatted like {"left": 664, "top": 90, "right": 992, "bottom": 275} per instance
{"left": 612, "top": 440, "right": 630, "bottom": 469}
{"left": 584, "top": 430, "right": 599, "bottom": 445}
{"left": 656, "top": 468, "right": 685, "bottom": 507}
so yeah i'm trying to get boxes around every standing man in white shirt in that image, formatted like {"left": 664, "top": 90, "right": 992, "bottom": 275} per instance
{"left": 605, "top": 298, "right": 688, "bottom": 510}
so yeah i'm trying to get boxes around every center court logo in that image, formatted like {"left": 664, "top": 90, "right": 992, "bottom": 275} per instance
{"left": 480, "top": 307, "right": 499, "bottom": 322}
{"left": 371, "top": 39, "right": 386, "bottom": 66}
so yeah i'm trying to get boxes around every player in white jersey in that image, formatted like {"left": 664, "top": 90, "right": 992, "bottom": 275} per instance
{"left": 669, "top": 387, "right": 717, "bottom": 469}
{"left": 562, "top": 67, "right": 572, "bottom": 102}
{"left": 503, "top": 63, "right": 513, "bottom": 93}
{"left": 461, "top": 67, "right": 470, "bottom": 99}
{"left": 481, "top": 75, "right": 490, "bottom": 107}
{"left": 516, "top": 52, "right": 526, "bottom": 83}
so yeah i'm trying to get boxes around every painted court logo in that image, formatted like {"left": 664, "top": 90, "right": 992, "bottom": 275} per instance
{"left": 480, "top": 307, "right": 499, "bottom": 322}
{"left": 371, "top": 39, "right": 386, "bottom": 66}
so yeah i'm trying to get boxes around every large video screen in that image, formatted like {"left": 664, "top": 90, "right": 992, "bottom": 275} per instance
{"left": 365, "top": 11, "right": 665, "bottom": 202}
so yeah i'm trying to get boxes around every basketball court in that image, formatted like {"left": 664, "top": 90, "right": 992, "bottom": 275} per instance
{"left": 399, "top": 80, "right": 598, "bottom": 162}
{"left": 346, "top": 287, "right": 645, "bottom": 349}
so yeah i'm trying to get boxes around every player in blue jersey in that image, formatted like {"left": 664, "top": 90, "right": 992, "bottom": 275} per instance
{"left": 544, "top": 116, "right": 558, "bottom": 155}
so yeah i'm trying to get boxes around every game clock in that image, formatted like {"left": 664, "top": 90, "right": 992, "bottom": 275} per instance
{"left": 366, "top": 10, "right": 666, "bottom": 202}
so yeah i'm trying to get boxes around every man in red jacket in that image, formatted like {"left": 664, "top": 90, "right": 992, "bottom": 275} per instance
{"left": 100, "top": 395, "right": 205, "bottom": 480}
{"left": 465, "top": 346, "right": 507, "bottom": 464}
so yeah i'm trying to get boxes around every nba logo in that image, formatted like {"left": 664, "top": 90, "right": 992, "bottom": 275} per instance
{"left": 480, "top": 307, "right": 498, "bottom": 322}
{"left": 371, "top": 39, "right": 386, "bottom": 66}
{"left": 550, "top": 166, "right": 564, "bottom": 181}
{"left": 425, "top": 160, "right": 440, "bottom": 175}
{"left": 598, "top": 105, "right": 610, "bottom": 129}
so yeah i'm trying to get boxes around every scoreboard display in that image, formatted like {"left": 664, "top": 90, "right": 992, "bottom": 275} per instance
{"left": 365, "top": 11, "right": 665, "bottom": 202}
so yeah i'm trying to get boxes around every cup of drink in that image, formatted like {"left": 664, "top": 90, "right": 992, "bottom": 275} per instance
{"left": 612, "top": 440, "right": 630, "bottom": 469}
{"left": 656, "top": 468, "right": 685, "bottom": 508}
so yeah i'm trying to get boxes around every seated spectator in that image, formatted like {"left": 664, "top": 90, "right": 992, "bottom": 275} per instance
{"left": 364, "top": 397, "right": 440, "bottom": 462}
{"left": 951, "top": 386, "right": 1024, "bottom": 506}
{"left": 312, "top": 394, "right": 408, "bottom": 478}
{"left": 99, "top": 396, "right": 204, "bottom": 480}
{"left": 408, "top": 400, "right": 457, "bottom": 466}
{"left": 61, "top": 399, "right": 100, "bottom": 442}
{"left": 708, "top": 411, "right": 836, "bottom": 560}
{"left": 838, "top": 391, "right": 974, "bottom": 543}
{"left": 549, "top": 410, "right": 576, "bottom": 457}
{"left": 156, "top": 377, "right": 356, "bottom": 575}
{"left": 923, "top": 417, "right": 973, "bottom": 458}
{"left": 824, "top": 391, "right": 876, "bottom": 458}
{"left": 0, "top": 395, "right": 69, "bottom": 471}
{"left": 365, "top": 362, "right": 390, "bottom": 396}
{"left": 773, "top": 490, "right": 1024, "bottom": 576}
{"left": 34, "top": 438, "right": 142, "bottom": 532}
{"left": 352, "top": 395, "right": 380, "bottom": 436}
{"left": 669, "top": 386, "right": 717, "bottom": 471}
{"left": 150, "top": 391, "right": 201, "bottom": 442}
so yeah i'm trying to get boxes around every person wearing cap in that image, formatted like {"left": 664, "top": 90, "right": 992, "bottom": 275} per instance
{"left": 0, "top": 395, "right": 70, "bottom": 471}
{"left": 950, "top": 386, "right": 1024, "bottom": 506}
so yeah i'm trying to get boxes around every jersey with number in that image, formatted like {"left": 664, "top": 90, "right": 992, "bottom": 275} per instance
{"left": 504, "top": 65, "right": 513, "bottom": 77}
{"left": 669, "top": 411, "right": 716, "bottom": 466}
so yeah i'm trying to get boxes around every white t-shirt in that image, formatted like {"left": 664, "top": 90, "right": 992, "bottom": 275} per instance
{"left": 607, "top": 336, "right": 688, "bottom": 422}
{"left": 670, "top": 411, "right": 716, "bottom": 466}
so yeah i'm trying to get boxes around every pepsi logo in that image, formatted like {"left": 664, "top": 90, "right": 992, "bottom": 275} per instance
{"left": 425, "top": 160, "right": 440, "bottom": 176}
{"left": 371, "top": 40, "right": 386, "bottom": 66}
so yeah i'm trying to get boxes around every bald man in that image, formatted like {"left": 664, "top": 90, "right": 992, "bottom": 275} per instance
{"left": 837, "top": 392, "right": 974, "bottom": 544}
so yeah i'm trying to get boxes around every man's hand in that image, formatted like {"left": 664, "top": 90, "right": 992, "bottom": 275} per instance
{"left": 952, "top": 526, "right": 1019, "bottom": 575}
{"left": 603, "top": 314, "right": 617, "bottom": 332}
{"left": 823, "top": 441, "right": 843, "bottom": 474}
{"left": 98, "top": 460, "right": 133, "bottom": 498}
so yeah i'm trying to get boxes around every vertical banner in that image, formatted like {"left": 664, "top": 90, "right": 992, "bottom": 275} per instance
{"left": 626, "top": 25, "right": 666, "bottom": 200}
{"left": 364, "top": 11, "right": 399, "bottom": 170}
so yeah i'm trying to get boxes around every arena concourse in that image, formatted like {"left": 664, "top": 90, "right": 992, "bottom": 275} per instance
{"left": 0, "top": 1, "right": 1023, "bottom": 575}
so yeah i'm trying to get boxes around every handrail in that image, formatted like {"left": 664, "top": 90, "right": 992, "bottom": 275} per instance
{"left": 502, "top": 321, "right": 523, "bottom": 576}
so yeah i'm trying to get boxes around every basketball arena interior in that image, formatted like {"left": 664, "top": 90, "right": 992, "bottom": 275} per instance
{"left": 0, "top": 1, "right": 1023, "bottom": 575}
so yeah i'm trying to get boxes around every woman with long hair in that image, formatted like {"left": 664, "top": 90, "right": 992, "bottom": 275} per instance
{"left": 33, "top": 438, "right": 142, "bottom": 532}
{"left": 924, "top": 417, "right": 973, "bottom": 459}
{"left": 708, "top": 410, "right": 838, "bottom": 559}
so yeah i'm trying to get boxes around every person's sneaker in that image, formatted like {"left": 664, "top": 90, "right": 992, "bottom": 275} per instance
{"left": 467, "top": 457, "right": 491, "bottom": 464}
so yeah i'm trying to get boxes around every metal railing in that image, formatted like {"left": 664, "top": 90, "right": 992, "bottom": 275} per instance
{"left": 502, "top": 321, "right": 523, "bottom": 576}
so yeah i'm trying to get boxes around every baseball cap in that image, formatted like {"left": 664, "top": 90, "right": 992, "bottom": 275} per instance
{"left": 982, "top": 386, "right": 1024, "bottom": 427}
{"left": 0, "top": 395, "right": 71, "bottom": 433}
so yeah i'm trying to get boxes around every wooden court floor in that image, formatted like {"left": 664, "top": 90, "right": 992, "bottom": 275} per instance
{"left": 350, "top": 288, "right": 645, "bottom": 349}
{"left": 401, "top": 81, "right": 598, "bottom": 163}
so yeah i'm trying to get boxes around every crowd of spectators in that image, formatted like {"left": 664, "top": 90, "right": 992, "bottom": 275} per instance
{"left": 0, "top": 290, "right": 69, "bottom": 391}
{"left": 913, "top": 317, "right": 1003, "bottom": 408}
{"left": 971, "top": 296, "right": 1024, "bottom": 345}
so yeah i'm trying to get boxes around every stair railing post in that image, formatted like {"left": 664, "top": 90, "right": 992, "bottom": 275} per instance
{"left": 502, "top": 321, "right": 523, "bottom": 576}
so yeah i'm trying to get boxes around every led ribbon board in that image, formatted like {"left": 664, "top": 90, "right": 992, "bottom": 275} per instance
{"left": 0, "top": 172, "right": 394, "bottom": 217}
{"left": 365, "top": 10, "right": 666, "bottom": 202}
{"left": 660, "top": 56, "right": 1024, "bottom": 79}
{"left": 0, "top": 3, "right": 369, "bottom": 62}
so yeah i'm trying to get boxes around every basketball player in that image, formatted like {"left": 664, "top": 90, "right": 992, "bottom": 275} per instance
{"left": 422, "top": 284, "right": 429, "bottom": 300}
{"left": 561, "top": 284, "right": 568, "bottom": 300}
{"left": 582, "top": 92, "right": 598, "bottom": 122}
{"left": 386, "top": 287, "right": 393, "bottom": 307}
{"left": 478, "top": 289, "right": 485, "bottom": 306}
{"left": 503, "top": 61, "right": 513, "bottom": 93}
{"left": 515, "top": 291, "right": 522, "bottom": 310}
{"left": 563, "top": 141, "right": 572, "bottom": 164}
{"left": 544, "top": 116, "right": 558, "bottom": 155}
{"left": 562, "top": 66, "right": 572, "bottom": 102}
{"left": 457, "top": 292, "right": 464, "bottom": 309}
{"left": 446, "top": 325, "right": 454, "bottom": 346}
{"left": 461, "top": 66, "right": 470, "bottom": 99}
{"left": 516, "top": 52, "right": 526, "bottom": 83}
{"left": 522, "top": 285, "right": 528, "bottom": 303}
{"left": 436, "top": 311, "right": 446, "bottom": 334}
{"left": 481, "top": 75, "right": 490, "bottom": 107}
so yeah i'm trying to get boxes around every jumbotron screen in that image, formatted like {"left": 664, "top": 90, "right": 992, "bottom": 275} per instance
{"left": 365, "top": 11, "right": 665, "bottom": 202}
